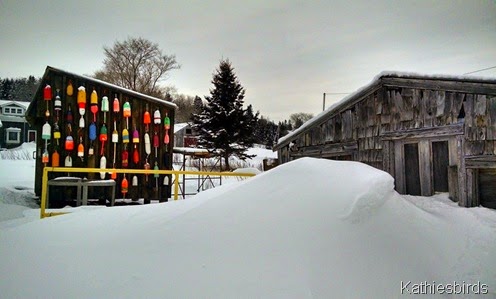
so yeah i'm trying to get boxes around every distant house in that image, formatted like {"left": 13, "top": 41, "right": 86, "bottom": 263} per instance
{"left": 274, "top": 72, "right": 496, "bottom": 209}
{"left": 174, "top": 122, "right": 197, "bottom": 147}
{"left": 0, "top": 100, "right": 33, "bottom": 148}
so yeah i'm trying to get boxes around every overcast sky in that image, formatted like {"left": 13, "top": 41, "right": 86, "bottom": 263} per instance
{"left": 1, "top": 0, "right": 495, "bottom": 122}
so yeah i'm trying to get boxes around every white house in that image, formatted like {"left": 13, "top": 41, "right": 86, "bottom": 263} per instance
{"left": 0, "top": 100, "right": 33, "bottom": 148}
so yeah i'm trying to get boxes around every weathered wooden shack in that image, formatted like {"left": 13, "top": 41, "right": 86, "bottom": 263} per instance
{"left": 274, "top": 72, "right": 496, "bottom": 209}
{"left": 27, "top": 66, "right": 176, "bottom": 205}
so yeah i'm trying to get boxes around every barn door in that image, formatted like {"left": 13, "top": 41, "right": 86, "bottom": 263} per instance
{"left": 478, "top": 169, "right": 496, "bottom": 209}
{"left": 432, "top": 141, "right": 449, "bottom": 192}
{"left": 404, "top": 143, "right": 421, "bottom": 196}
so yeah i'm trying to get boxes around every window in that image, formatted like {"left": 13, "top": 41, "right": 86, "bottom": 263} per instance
{"left": 28, "top": 130, "right": 37, "bottom": 143}
{"left": 5, "top": 127, "right": 21, "bottom": 144}
{"left": 2, "top": 106, "right": 24, "bottom": 115}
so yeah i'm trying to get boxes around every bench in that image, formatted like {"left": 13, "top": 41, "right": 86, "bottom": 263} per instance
{"left": 81, "top": 179, "right": 116, "bottom": 206}
{"left": 47, "top": 177, "right": 116, "bottom": 207}
{"left": 47, "top": 177, "right": 83, "bottom": 208}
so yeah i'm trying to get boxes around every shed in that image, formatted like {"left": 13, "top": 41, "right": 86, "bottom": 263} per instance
{"left": 27, "top": 66, "right": 176, "bottom": 204}
{"left": 274, "top": 72, "right": 496, "bottom": 209}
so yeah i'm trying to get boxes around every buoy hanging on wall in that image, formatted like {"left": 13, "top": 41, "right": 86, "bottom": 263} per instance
{"left": 65, "top": 135, "right": 74, "bottom": 151}
{"left": 52, "top": 150, "right": 60, "bottom": 167}
{"left": 44, "top": 84, "right": 52, "bottom": 101}
{"left": 90, "top": 89, "right": 99, "bottom": 122}
{"left": 100, "top": 156, "right": 107, "bottom": 179}
{"left": 101, "top": 96, "right": 109, "bottom": 123}
{"left": 77, "top": 86, "right": 86, "bottom": 115}
{"left": 123, "top": 101, "right": 131, "bottom": 129}
{"left": 121, "top": 176, "right": 128, "bottom": 198}
{"left": 65, "top": 155, "right": 72, "bottom": 167}
{"left": 113, "top": 95, "right": 120, "bottom": 113}
{"left": 66, "top": 81, "right": 73, "bottom": 97}
{"left": 132, "top": 175, "right": 138, "bottom": 187}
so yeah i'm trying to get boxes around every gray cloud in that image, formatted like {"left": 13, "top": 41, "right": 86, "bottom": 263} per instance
{"left": 1, "top": 0, "right": 495, "bottom": 121}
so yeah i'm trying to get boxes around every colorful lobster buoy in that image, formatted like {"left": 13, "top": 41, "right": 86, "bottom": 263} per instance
{"left": 54, "top": 90, "right": 62, "bottom": 112}
{"left": 89, "top": 122, "right": 97, "bottom": 155}
{"left": 144, "top": 109, "right": 151, "bottom": 132}
{"left": 100, "top": 156, "right": 107, "bottom": 179}
{"left": 100, "top": 124, "right": 107, "bottom": 155}
{"left": 123, "top": 101, "right": 131, "bottom": 129}
{"left": 66, "top": 105, "right": 73, "bottom": 124}
{"left": 44, "top": 84, "right": 52, "bottom": 101}
{"left": 122, "top": 150, "right": 129, "bottom": 168}
{"left": 77, "top": 139, "right": 84, "bottom": 160}
{"left": 163, "top": 112, "right": 170, "bottom": 145}
{"left": 65, "top": 155, "right": 72, "bottom": 167}
{"left": 65, "top": 135, "right": 74, "bottom": 151}
{"left": 101, "top": 96, "right": 109, "bottom": 123}
{"left": 113, "top": 95, "right": 120, "bottom": 113}
{"left": 121, "top": 176, "right": 128, "bottom": 198}
{"left": 52, "top": 150, "right": 60, "bottom": 167}
{"left": 42, "top": 121, "right": 51, "bottom": 164}
{"left": 90, "top": 89, "right": 98, "bottom": 122}
{"left": 66, "top": 80, "right": 73, "bottom": 97}
{"left": 132, "top": 175, "right": 138, "bottom": 187}
{"left": 153, "top": 132, "right": 159, "bottom": 158}
{"left": 154, "top": 109, "right": 161, "bottom": 124}
{"left": 77, "top": 86, "right": 86, "bottom": 115}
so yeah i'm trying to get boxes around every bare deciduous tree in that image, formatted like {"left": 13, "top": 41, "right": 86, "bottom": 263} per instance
{"left": 94, "top": 37, "right": 180, "bottom": 98}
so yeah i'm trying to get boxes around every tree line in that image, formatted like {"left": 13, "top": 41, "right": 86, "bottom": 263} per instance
{"left": 2, "top": 37, "right": 314, "bottom": 168}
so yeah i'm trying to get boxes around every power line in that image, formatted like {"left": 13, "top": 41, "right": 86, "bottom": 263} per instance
{"left": 463, "top": 66, "right": 496, "bottom": 75}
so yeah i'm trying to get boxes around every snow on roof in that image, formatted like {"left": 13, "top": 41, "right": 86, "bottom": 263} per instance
{"left": 275, "top": 71, "right": 496, "bottom": 149}
{"left": 41, "top": 66, "right": 177, "bottom": 109}
{"left": 174, "top": 123, "right": 190, "bottom": 133}
{"left": 0, "top": 100, "right": 30, "bottom": 109}
{"left": 173, "top": 147, "right": 209, "bottom": 154}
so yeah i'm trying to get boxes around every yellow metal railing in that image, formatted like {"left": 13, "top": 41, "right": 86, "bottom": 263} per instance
{"left": 40, "top": 167, "right": 256, "bottom": 219}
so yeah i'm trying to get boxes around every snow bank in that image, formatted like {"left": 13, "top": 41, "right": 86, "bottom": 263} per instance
{"left": 0, "top": 141, "right": 36, "bottom": 160}
{"left": 0, "top": 157, "right": 495, "bottom": 298}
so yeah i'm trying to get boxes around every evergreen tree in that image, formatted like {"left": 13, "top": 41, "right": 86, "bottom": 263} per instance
{"left": 193, "top": 59, "right": 258, "bottom": 170}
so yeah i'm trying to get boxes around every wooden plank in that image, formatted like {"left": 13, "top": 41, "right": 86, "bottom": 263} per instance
{"left": 435, "top": 91, "right": 446, "bottom": 117}
{"left": 448, "top": 165, "right": 458, "bottom": 201}
{"left": 457, "top": 135, "right": 467, "bottom": 206}
{"left": 419, "top": 140, "right": 432, "bottom": 196}
{"left": 466, "top": 168, "right": 479, "bottom": 207}
{"left": 394, "top": 141, "right": 405, "bottom": 194}
{"left": 486, "top": 96, "right": 496, "bottom": 140}
{"left": 382, "top": 77, "right": 496, "bottom": 95}
{"left": 381, "top": 123, "right": 463, "bottom": 140}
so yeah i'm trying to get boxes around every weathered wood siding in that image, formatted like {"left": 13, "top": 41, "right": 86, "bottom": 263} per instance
{"left": 279, "top": 75, "right": 496, "bottom": 207}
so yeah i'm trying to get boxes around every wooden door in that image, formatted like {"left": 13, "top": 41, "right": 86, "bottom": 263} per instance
{"left": 478, "top": 169, "right": 496, "bottom": 209}
{"left": 432, "top": 141, "right": 449, "bottom": 192}
{"left": 404, "top": 143, "right": 421, "bottom": 196}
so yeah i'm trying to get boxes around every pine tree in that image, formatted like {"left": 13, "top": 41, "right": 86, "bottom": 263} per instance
{"left": 193, "top": 59, "right": 258, "bottom": 170}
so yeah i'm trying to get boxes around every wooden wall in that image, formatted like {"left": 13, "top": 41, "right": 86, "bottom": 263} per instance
{"left": 32, "top": 69, "right": 175, "bottom": 204}
{"left": 279, "top": 77, "right": 496, "bottom": 207}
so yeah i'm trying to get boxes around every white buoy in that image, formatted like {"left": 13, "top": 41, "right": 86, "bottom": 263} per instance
{"left": 100, "top": 156, "right": 107, "bottom": 179}
{"left": 132, "top": 175, "right": 138, "bottom": 186}
{"left": 144, "top": 133, "right": 151, "bottom": 155}
{"left": 65, "top": 155, "right": 72, "bottom": 167}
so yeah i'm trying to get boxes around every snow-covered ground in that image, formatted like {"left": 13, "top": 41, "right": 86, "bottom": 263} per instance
{"left": 1, "top": 146, "right": 495, "bottom": 297}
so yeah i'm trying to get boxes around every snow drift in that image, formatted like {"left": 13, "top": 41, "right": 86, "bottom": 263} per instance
{"left": 0, "top": 157, "right": 494, "bottom": 298}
